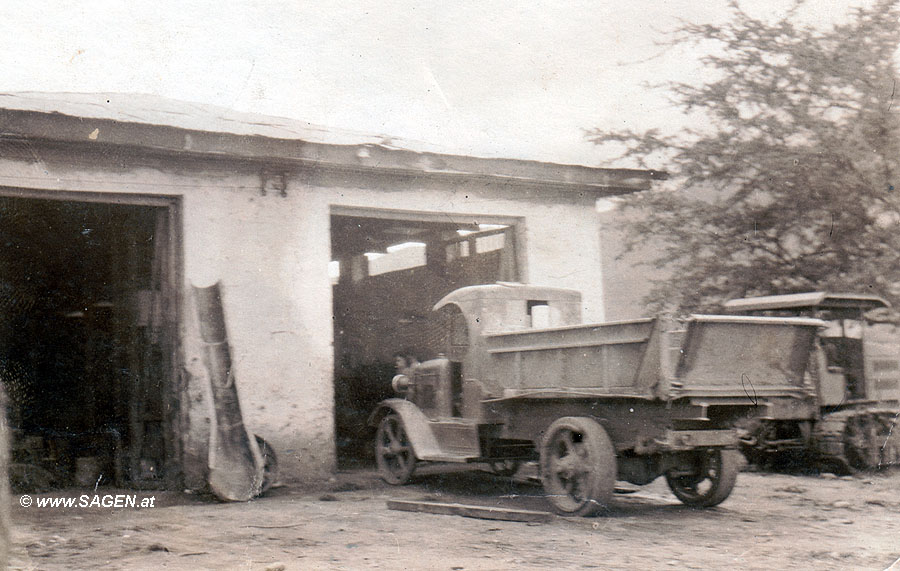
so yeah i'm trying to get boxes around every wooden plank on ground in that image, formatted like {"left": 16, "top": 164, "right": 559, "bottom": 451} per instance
{"left": 386, "top": 500, "right": 553, "bottom": 523}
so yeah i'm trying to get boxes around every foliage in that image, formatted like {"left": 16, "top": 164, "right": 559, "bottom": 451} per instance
{"left": 589, "top": 0, "right": 900, "bottom": 313}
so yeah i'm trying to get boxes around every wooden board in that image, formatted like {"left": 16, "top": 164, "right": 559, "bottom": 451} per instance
{"left": 387, "top": 500, "right": 553, "bottom": 523}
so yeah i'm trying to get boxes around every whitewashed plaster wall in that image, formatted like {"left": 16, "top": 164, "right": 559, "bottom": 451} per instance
{"left": 0, "top": 153, "right": 608, "bottom": 485}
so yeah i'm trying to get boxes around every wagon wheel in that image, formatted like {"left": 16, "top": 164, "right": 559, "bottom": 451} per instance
{"left": 375, "top": 413, "right": 417, "bottom": 485}
{"left": 488, "top": 459, "right": 520, "bottom": 477}
{"left": 844, "top": 415, "right": 881, "bottom": 470}
{"left": 878, "top": 414, "right": 900, "bottom": 466}
{"left": 539, "top": 417, "right": 616, "bottom": 516}
{"left": 665, "top": 449, "right": 739, "bottom": 508}
{"left": 255, "top": 435, "right": 278, "bottom": 494}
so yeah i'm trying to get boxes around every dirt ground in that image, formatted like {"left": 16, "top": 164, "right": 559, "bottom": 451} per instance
{"left": 7, "top": 464, "right": 900, "bottom": 571}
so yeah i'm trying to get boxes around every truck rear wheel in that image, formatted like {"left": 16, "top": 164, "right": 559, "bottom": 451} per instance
{"left": 539, "top": 417, "right": 616, "bottom": 516}
{"left": 665, "top": 449, "right": 739, "bottom": 508}
{"left": 375, "top": 413, "right": 417, "bottom": 485}
{"left": 845, "top": 414, "right": 883, "bottom": 470}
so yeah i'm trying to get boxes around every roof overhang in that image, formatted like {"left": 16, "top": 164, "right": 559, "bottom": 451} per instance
{"left": 0, "top": 93, "right": 667, "bottom": 197}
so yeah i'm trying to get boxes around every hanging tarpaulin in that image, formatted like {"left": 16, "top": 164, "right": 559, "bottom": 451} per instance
{"left": 193, "top": 282, "right": 263, "bottom": 501}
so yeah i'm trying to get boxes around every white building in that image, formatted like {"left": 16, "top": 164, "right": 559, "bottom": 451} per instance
{"left": 0, "top": 92, "right": 664, "bottom": 488}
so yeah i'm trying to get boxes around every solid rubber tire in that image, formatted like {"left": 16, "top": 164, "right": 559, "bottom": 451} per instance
{"left": 665, "top": 449, "right": 740, "bottom": 508}
{"left": 539, "top": 416, "right": 616, "bottom": 516}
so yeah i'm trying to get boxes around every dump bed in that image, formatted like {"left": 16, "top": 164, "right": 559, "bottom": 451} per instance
{"left": 673, "top": 315, "right": 823, "bottom": 399}
{"left": 484, "top": 318, "right": 655, "bottom": 395}
{"left": 483, "top": 315, "right": 823, "bottom": 401}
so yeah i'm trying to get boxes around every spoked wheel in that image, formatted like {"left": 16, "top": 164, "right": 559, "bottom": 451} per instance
{"left": 665, "top": 449, "right": 740, "bottom": 508}
{"left": 375, "top": 413, "right": 417, "bottom": 485}
{"left": 539, "top": 417, "right": 616, "bottom": 517}
{"left": 488, "top": 459, "right": 520, "bottom": 477}
{"left": 255, "top": 435, "right": 278, "bottom": 494}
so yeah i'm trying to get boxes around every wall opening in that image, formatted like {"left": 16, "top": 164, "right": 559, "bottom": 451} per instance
{"left": 329, "top": 208, "right": 520, "bottom": 467}
{"left": 0, "top": 191, "right": 181, "bottom": 491}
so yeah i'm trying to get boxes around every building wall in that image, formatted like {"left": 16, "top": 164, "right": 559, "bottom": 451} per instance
{"left": 0, "top": 147, "right": 609, "bottom": 485}
{"left": 598, "top": 208, "right": 663, "bottom": 321}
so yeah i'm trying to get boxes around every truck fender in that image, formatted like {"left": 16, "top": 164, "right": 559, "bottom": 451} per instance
{"left": 368, "top": 399, "right": 444, "bottom": 460}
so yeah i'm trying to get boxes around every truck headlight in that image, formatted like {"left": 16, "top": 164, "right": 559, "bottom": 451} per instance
{"left": 392, "top": 374, "right": 411, "bottom": 394}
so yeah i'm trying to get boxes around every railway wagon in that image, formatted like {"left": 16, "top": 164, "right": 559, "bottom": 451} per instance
{"left": 370, "top": 283, "right": 823, "bottom": 515}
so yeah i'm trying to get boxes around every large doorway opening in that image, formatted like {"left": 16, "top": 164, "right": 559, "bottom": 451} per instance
{"left": 330, "top": 208, "right": 521, "bottom": 467}
{"left": 0, "top": 191, "right": 181, "bottom": 491}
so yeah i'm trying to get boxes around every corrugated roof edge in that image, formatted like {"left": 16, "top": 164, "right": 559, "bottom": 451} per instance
{"left": 0, "top": 92, "right": 668, "bottom": 194}
{"left": 0, "top": 92, "right": 428, "bottom": 149}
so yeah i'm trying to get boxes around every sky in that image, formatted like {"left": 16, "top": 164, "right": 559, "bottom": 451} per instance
{"left": 0, "top": 1, "right": 870, "bottom": 167}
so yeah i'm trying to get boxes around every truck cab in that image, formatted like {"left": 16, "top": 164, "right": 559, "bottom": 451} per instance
{"left": 420, "top": 283, "right": 583, "bottom": 420}
{"left": 380, "top": 283, "right": 585, "bottom": 470}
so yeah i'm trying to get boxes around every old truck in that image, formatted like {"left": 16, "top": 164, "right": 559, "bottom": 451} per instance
{"left": 369, "top": 283, "right": 824, "bottom": 515}
{"left": 723, "top": 292, "right": 900, "bottom": 472}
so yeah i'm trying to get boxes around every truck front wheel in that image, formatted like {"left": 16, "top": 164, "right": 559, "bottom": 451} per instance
{"left": 539, "top": 417, "right": 616, "bottom": 516}
{"left": 375, "top": 413, "right": 417, "bottom": 485}
{"left": 665, "top": 449, "right": 740, "bottom": 508}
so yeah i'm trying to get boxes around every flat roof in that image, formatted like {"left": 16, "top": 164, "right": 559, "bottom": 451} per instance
{"left": 0, "top": 92, "right": 667, "bottom": 196}
{"left": 724, "top": 292, "right": 891, "bottom": 312}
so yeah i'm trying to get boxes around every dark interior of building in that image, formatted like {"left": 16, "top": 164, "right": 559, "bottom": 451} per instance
{"left": 330, "top": 213, "right": 517, "bottom": 466}
{"left": 0, "top": 195, "right": 174, "bottom": 491}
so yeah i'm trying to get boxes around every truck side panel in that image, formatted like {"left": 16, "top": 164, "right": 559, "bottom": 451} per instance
{"left": 483, "top": 319, "right": 655, "bottom": 395}
{"left": 481, "top": 316, "right": 821, "bottom": 400}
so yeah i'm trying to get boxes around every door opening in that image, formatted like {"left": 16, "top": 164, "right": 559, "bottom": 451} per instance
{"left": 329, "top": 210, "right": 520, "bottom": 467}
{"left": 0, "top": 193, "right": 181, "bottom": 491}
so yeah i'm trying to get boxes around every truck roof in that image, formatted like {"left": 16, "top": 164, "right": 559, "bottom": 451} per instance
{"left": 433, "top": 282, "right": 581, "bottom": 311}
{"left": 723, "top": 292, "right": 891, "bottom": 312}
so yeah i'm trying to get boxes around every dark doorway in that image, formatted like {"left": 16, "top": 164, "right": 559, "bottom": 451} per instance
{"left": 0, "top": 193, "right": 180, "bottom": 491}
{"left": 329, "top": 209, "right": 520, "bottom": 467}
